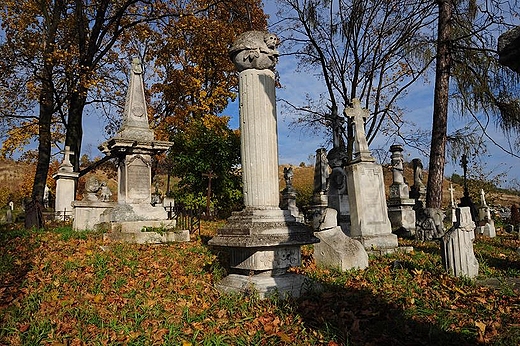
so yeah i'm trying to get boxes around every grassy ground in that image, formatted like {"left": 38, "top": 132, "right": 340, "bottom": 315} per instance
{"left": 1, "top": 221, "right": 520, "bottom": 345}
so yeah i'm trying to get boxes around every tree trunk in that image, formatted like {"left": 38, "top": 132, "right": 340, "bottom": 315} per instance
{"left": 31, "top": 0, "right": 63, "bottom": 206}
{"left": 65, "top": 90, "right": 86, "bottom": 173}
{"left": 32, "top": 75, "right": 53, "bottom": 205}
{"left": 426, "top": 0, "right": 452, "bottom": 209}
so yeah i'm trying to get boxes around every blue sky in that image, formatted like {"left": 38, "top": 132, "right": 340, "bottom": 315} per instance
{"left": 80, "top": 0, "right": 520, "bottom": 189}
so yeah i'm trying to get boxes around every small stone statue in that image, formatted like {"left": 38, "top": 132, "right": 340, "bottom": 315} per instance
{"left": 99, "top": 182, "right": 112, "bottom": 202}
{"left": 283, "top": 167, "right": 294, "bottom": 189}
{"left": 229, "top": 31, "right": 280, "bottom": 71}
{"left": 84, "top": 177, "right": 101, "bottom": 201}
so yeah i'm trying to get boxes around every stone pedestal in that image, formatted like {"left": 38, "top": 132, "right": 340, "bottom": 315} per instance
{"left": 209, "top": 32, "right": 318, "bottom": 299}
{"left": 346, "top": 161, "right": 398, "bottom": 250}
{"left": 72, "top": 200, "right": 116, "bottom": 231}
{"left": 53, "top": 148, "right": 79, "bottom": 220}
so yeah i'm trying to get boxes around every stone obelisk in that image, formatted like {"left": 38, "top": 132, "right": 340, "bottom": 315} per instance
{"left": 209, "top": 31, "right": 318, "bottom": 298}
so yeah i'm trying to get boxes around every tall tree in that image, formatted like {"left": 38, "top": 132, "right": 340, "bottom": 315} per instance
{"left": 426, "top": 0, "right": 452, "bottom": 209}
{"left": 426, "top": 0, "right": 520, "bottom": 208}
{"left": 0, "top": 0, "right": 267, "bottom": 204}
{"left": 274, "top": 0, "right": 435, "bottom": 157}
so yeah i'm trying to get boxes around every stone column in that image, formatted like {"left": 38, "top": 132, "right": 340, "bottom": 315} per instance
{"left": 240, "top": 69, "right": 279, "bottom": 208}
{"left": 387, "top": 145, "right": 416, "bottom": 238}
{"left": 209, "top": 31, "right": 318, "bottom": 299}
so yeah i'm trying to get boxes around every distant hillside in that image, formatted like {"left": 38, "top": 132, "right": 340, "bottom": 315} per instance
{"left": 2, "top": 159, "right": 519, "bottom": 209}
{"left": 279, "top": 163, "right": 520, "bottom": 209}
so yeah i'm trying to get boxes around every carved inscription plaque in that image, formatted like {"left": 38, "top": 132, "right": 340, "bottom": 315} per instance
{"left": 126, "top": 157, "right": 150, "bottom": 200}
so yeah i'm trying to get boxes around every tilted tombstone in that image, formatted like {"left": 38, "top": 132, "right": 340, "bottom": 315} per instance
{"left": 440, "top": 207, "right": 479, "bottom": 278}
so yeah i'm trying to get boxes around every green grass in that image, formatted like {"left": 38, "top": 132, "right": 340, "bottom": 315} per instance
{"left": 0, "top": 223, "right": 519, "bottom": 345}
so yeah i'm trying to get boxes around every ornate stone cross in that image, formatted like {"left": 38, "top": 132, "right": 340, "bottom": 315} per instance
{"left": 344, "top": 98, "right": 374, "bottom": 163}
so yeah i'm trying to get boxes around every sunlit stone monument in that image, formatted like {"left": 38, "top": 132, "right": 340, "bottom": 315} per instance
{"left": 98, "top": 58, "right": 187, "bottom": 243}
{"left": 476, "top": 189, "right": 496, "bottom": 238}
{"left": 53, "top": 146, "right": 79, "bottom": 220}
{"left": 387, "top": 144, "right": 416, "bottom": 238}
{"left": 440, "top": 207, "right": 479, "bottom": 278}
{"left": 209, "top": 31, "right": 318, "bottom": 298}
{"left": 344, "top": 99, "right": 398, "bottom": 252}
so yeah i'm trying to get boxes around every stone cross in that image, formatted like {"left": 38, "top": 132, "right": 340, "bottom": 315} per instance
{"left": 59, "top": 146, "right": 74, "bottom": 172}
{"left": 344, "top": 99, "right": 374, "bottom": 162}
{"left": 449, "top": 184, "right": 456, "bottom": 208}
{"left": 480, "top": 189, "right": 488, "bottom": 207}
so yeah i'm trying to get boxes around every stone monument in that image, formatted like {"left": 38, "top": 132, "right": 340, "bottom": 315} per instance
{"left": 72, "top": 176, "right": 116, "bottom": 231}
{"left": 280, "top": 167, "right": 302, "bottom": 221}
{"left": 327, "top": 147, "right": 350, "bottom": 233}
{"left": 97, "top": 58, "right": 187, "bottom": 243}
{"left": 313, "top": 208, "right": 368, "bottom": 271}
{"left": 344, "top": 99, "right": 398, "bottom": 252}
{"left": 209, "top": 31, "right": 318, "bottom": 298}
{"left": 53, "top": 146, "right": 80, "bottom": 220}
{"left": 440, "top": 207, "right": 479, "bottom": 278}
{"left": 409, "top": 158, "right": 426, "bottom": 208}
{"left": 476, "top": 189, "right": 496, "bottom": 238}
{"left": 387, "top": 144, "right": 416, "bottom": 238}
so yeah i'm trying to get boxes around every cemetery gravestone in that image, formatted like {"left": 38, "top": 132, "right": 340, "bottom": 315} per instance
{"left": 440, "top": 207, "right": 479, "bottom": 278}
{"left": 344, "top": 99, "right": 398, "bottom": 252}
{"left": 95, "top": 58, "right": 187, "bottom": 243}
{"left": 476, "top": 189, "right": 496, "bottom": 238}
{"left": 387, "top": 144, "right": 416, "bottom": 238}
{"left": 53, "top": 146, "right": 80, "bottom": 220}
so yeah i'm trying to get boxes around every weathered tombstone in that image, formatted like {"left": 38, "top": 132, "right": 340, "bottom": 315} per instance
{"left": 313, "top": 208, "right": 368, "bottom": 271}
{"left": 476, "top": 189, "right": 496, "bottom": 238}
{"left": 6, "top": 201, "right": 14, "bottom": 223}
{"left": 53, "top": 146, "right": 80, "bottom": 220}
{"left": 209, "top": 31, "right": 318, "bottom": 299}
{"left": 416, "top": 208, "right": 445, "bottom": 241}
{"left": 313, "top": 147, "right": 329, "bottom": 206}
{"left": 280, "top": 167, "right": 302, "bottom": 221}
{"left": 72, "top": 176, "right": 115, "bottom": 231}
{"left": 344, "top": 99, "right": 398, "bottom": 252}
{"left": 409, "top": 158, "right": 426, "bottom": 208}
{"left": 440, "top": 207, "right": 479, "bottom": 278}
{"left": 308, "top": 148, "right": 330, "bottom": 229}
{"left": 327, "top": 147, "right": 350, "bottom": 233}
{"left": 96, "top": 58, "right": 186, "bottom": 243}
{"left": 387, "top": 145, "right": 416, "bottom": 238}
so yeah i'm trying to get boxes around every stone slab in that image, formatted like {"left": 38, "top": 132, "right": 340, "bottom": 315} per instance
{"left": 215, "top": 273, "right": 316, "bottom": 299}
{"left": 72, "top": 201, "right": 116, "bottom": 231}
{"left": 314, "top": 226, "right": 368, "bottom": 271}
{"left": 103, "top": 228, "right": 189, "bottom": 244}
